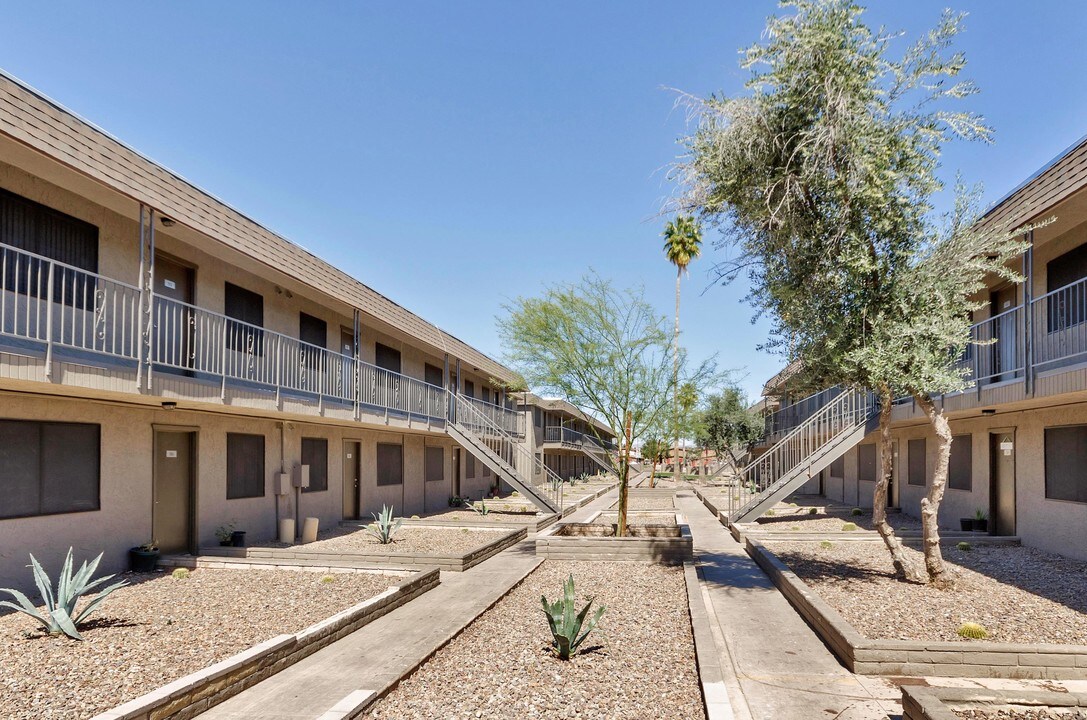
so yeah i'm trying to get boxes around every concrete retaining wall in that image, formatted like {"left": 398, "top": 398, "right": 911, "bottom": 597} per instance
{"left": 902, "top": 686, "right": 1087, "bottom": 720}
{"left": 90, "top": 568, "right": 439, "bottom": 720}
{"left": 536, "top": 514, "right": 692, "bottom": 564}
{"left": 747, "top": 538, "right": 1087, "bottom": 679}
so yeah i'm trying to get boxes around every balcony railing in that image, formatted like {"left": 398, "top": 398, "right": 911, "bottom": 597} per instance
{"left": 543, "top": 425, "right": 616, "bottom": 450}
{"left": 0, "top": 242, "right": 451, "bottom": 422}
{"left": 459, "top": 394, "right": 524, "bottom": 437}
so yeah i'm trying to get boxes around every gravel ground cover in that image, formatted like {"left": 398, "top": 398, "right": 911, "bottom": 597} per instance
{"left": 766, "top": 541, "right": 1087, "bottom": 643}
{"left": 610, "top": 496, "right": 675, "bottom": 511}
{"left": 368, "top": 561, "right": 702, "bottom": 719}
{"left": 269, "top": 525, "right": 501, "bottom": 554}
{"left": 751, "top": 506, "right": 922, "bottom": 533}
{"left": 956, "top": 710, "right": 1087, "bottom": 719}
{"left": 0, "top": 567, "right": 393, "bottom": 720}
{"left": 412, "top": 508, "right": 541, "bottom": 524}
{"left": 593, "top": 512, "right": 677, "bottom": 527}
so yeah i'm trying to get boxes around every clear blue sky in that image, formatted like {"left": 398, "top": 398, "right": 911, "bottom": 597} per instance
{"left": 3, "top": 2, "right": 1085, "bottom": 400}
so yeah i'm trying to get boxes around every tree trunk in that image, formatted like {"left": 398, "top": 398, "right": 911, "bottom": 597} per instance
{"left": 873, "top": 385, "right": 923, "bottom": 583}
{"left": 914, "top": 393, "right": 954, "bottom": 588}
{"left": 615, "top": 411, "right": 634, "bottom": 537}
{"left": 673, "top": 266, "right": 682, "bottom": 476}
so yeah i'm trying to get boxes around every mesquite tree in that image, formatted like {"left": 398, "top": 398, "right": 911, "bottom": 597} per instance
{"left": 695, "top": 387, "right": 765, "bottom": 476}
{"left": 674, "top": 0, "right": 1033, "bottom": 585}
{"left": 498, "top": 273, "right": 717, "bottom": 535}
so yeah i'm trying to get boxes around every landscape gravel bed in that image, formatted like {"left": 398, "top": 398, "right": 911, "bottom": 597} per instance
{"left": 0, "top": 567, "right": 393, "bottom": 720}
{"left": 270, "top": 525, "right": 500, "bottom": 554}
{"left": 766, "top": 540, "right": 1087, "bottom": 643}
{"left": 751, "top": 506, "right": 922, "bottom": 533}
{"left": 413, "top": 508, "right": 541, "bottom": 524}
{"left": 367, "top": 560, "right": 702, "bottom": 719}
{"left": 593, "top": 511, "right": 678, "bottom": 526}
{"left": 611, "top": 496, "right": 675, "bottom": 511}
{"left": 956, "top": 710, "right": 1087, "bottom": 719}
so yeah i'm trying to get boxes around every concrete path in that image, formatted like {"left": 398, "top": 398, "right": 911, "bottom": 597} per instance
{"left": 677, "top": 491, "right": 900, "bottom": 720}
{"left": 201, "top": 487, "right": 624, "bottom": 719}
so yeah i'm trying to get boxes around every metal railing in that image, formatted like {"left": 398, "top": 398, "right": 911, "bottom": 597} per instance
{"left": 730, "top": 388, "right": 875, "bottom": 520}
{"left": 1032, "top": 276, "right": 1087, "bottom": 371}
{"left": 763, "top": 386, "right": 845, "bottom": 443}
{"left": 452, "top": 394, "right": 564, "bottom": 509}
{"left": 953, "top": 305, "right": 1026, "bottom": 386}
{"left": 459, "top": 394, "right": 524, "bottom": 437}
{"left": 0, "top": 244, "right": 141, "bottom": 367}
{"left": 544, "top": 425, "right": 616, "bottom": 450}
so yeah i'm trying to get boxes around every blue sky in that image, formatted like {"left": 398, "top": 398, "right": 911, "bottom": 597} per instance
{"left": 3, "top": 2, "right": 1086, "bottom": 400}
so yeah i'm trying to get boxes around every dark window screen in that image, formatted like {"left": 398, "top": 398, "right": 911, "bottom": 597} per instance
{"left": 463, "top": 380, "right": 474, "bottom": 399}
{"left": 227, "top": 433, "right": 265, "bottom": 499}
{"left": 375, "top": 343, "right": 401, "bottom": 374}
{"left": 224, "top": 283, "right": 264, "bottom": 354}
{"left": 466, "top": 452, "right": 476, "bottom": 478}
{"left": 857, "top": 444, "right": 877, "bottom": 483}
{"left": 377, "top": 443, "right": 403, "bottom": 486}
{"left": 299, "top": 312, "right": 327, "bottom": 348}
{"left": 301, "top": 437, "right": 328, "bottom": 493}
{"left": 0, "top": 420, "right": 100, "bottom": 519}
{"left": 1045, "top": 426, "right": 1087, "bottom": 503}
{"left": 830, "top": 455, "right": 845, "bottom": 478}
{"left": 907, "top": 438, "right": 926, "bottom": 487}
{"left": 949, "top": 435, "right": 972, "bottom": 491}
{"left": 425, "top": 364, "right": 443, "bottom": 387}
{"left": 425, "top": 446, "right": 444, "bottom": 483}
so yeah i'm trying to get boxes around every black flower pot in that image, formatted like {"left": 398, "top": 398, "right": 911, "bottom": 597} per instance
{"left": 972, "top": 519, "right": 988, "bottom": 533}
{"left": 960, "top": 518, "right": 973, "bottom": 532}
{"left": 231, "top": 530, "right": 247, "bottom": 547}
{"left": 128, "top": 547, "right": 160, "bottom": 572}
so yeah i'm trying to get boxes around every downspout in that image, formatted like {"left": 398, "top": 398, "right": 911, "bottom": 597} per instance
{"left": 146, "top": 210, "right": 156, "bottom": 393}
{"left": 1024, "top": 231, "right": 1034, "bottom": 397}
{"left": 136, "top": 204, "right": 146, "bottom": 391}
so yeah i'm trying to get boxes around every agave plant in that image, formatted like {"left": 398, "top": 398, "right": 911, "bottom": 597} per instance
{"left": 541, "top": 574, "right": 605, "bottom": 660}
{"left": 364, "top": 505, "right": 402, "bottom": 544}
{"left": 0, "top": 548, "right": 128, "bottom": 640}
{"left": 469, "top": 499, "right": 490, "bottom": 517}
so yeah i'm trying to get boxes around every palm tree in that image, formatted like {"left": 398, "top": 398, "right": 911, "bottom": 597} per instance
{"left": 662, "top": 215, "right": 702, "bottom": 476}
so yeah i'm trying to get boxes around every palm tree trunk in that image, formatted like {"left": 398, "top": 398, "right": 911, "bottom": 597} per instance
{"left": 673, "top": 266, "right": 682, "bottom": 477}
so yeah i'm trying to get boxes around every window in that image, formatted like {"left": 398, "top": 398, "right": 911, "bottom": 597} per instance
{"left": 301, "top": 437, "right": 328, "bottom": 493}
{"left": 224, "top": 283, "right": 264, "bottom": 353}
{"left": 299, "top": 313, "right": 327, "bottom": 348}
{"left": 483, "top": 457, "right": 491, "bottom": 477}
{"left": 0, "top": 188, "right": 99, "bottom": 309}
{"left": 907, "top": 438, "right": 926, "bottom": 487}
{"left": 425, "top": 363, "right": 444, "bottom": 388}
{"left": 466, "top": 452, "right": 476, "bottom": 478}
{"left": 0, "top": 420, "right": 99, "bottom": 519}
{"left": 375, "top": 343, "right": 401, "bottom": 374}
{"left": 534, "top": 407, "right": 542, "bottom": 428}
{"left": 948, "top": 435, "right": 972, "bottom": 491}
{"left": 425, "top": 446, "right": 444, "bottom": 483}
{"left": 857, "top": 444, "right": 877, "bottom": 483}
{"left": 377, "top": 443, "right": 403, "bottom": 486}
{"left": 535, "top": 452, "right": 543, "bottom": 475}
{"left": 463, "top": 380, "right": 474, "bottom": 398}
{"left": 1047, "top": 244, "right": 1087, "bottom": 332}
{"left": 227, "top": 433, "right": 265, "bottom": 499}
{"left": 1045, "top": 426, "right": 1087, "bottom": 503}
{"left": 830, "top": 455, "right": 845, "bottom": 478}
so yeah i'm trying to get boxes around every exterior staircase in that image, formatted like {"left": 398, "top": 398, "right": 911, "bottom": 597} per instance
{"left": 726, "top": 388, "right": 877, "bottom": 525}
{"left": 447, "top": 394, "right": 563, "bottom": 513}
{"left": 575, "top": 433, "right": 619, "bottom": 477}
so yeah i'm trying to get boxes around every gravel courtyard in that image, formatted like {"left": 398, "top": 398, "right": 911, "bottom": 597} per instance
{"left": 367, "top": 560, "right": 702, "bottom": 719}
{"left": 0, "top": 568, "right": 395, "bottom": 720}
{"left": 766, "top": 540, "right": 1087, "bottom": 643}
{"left": 956, "top": 710, "right": 1087, "bottom": 719}
{"left": 268, "top": 525, "right": 502, "bottom": 554}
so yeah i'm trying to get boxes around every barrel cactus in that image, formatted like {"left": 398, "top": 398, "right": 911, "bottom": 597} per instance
{"left": 957, "top": 542, "right": 972, "bottom": 552}
{"left": 840, "top": 522, "right": 858, "bottom": 532}
{"left": 957, "top": 622, "right": 988, "bottom": 640}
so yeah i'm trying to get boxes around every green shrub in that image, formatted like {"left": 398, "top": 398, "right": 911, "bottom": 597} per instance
{"left": 320, "top": 575, "right": 335, "bottom": 583}
{"left": 541, "top": 574, "right": 605, "bottom": 660}
{"left": 410, "top": 515, "right": 420, "bottom": 520}
{"left": 957, "top": 622, "right": 988, "bottom": 640}
{"left": 0, "top": 548, "right": 128, "bottom": 640}
{"left": 819, "top": 540, "right": 833, "bottom": 549}
{"left": 808, "top": 507, "right": 818, "bottom": 515}
{"left": 364, "top": 505, "right": 403, "bottom": 544}
{"left": 171, "top": 568, "right": 190, "bottom": 580}
{"left": 851, "top": 508, "right": 863, "bottom": 517}
{"left": 840, "top": 522, "right": 858, "bottom": 532}
{"left": 957, "top": 541, "right": 972, "bottom": 552}
{"left": 470, "top": 499, "right": 491, "bottom": 517}
{"left": 765, "top": 509, "right": 776, "bottom": 517}
{"left": 790, "top": 526, "right": 800, "bottom": 531}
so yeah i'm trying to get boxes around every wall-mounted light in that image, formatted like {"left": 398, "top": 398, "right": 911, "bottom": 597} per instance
{"left": 160, "top": 217, "right": 177, "bottom": 228}
{"left": 274, "top": 286, "right": 294, "bottom": 299}
{"left": 981, "top": 408, "right": 996, "bottom": 416}
{"left": 161, "top": 401, "right": 178, "bottom": 410}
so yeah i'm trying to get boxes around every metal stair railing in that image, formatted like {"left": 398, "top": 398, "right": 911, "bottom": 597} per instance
{"left": 450, "top": 393, "right": 564, "bottom": 511}
{"left": 729, "top": 389, "right": 876, "bottom": 520}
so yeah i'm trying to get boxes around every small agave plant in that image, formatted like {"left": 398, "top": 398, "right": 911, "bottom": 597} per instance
{"left": 469, "top": 499, "right": 491, "bottom": 517}
{"left": 541, "top": 574, "right": 605, "bottom": 660}
{"left": 0, "top": 548, "right": 128, "bottom": 640}
{"left": 365, "top": 505, "right": 402, "bottom": 544}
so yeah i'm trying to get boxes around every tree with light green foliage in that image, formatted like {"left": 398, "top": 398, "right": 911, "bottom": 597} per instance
{"left": 498, "top": 272, "right": 718, "bottom": 535}
{"left": 695, "top": 387, "right": 764, "bottom": 475}
{"left": 674, "top": 0, "right": 1038, "bottom": 586}
{"left": 640, "top": 437, "right": 669, "bottom": 488}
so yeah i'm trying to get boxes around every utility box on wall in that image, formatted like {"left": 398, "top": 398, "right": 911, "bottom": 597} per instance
{"left": 294, "top": 464, "right": 310, "bottom": 489}
{"left": 275, "top": 472, "right": 291, "bottom": 496}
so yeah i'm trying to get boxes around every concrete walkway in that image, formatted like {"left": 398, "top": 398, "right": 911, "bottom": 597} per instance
{"left": 201, "top": 486, "right": 625, "bottom": 719}
{"left": 676, "top": 491, "right": 900, "bottom": 720}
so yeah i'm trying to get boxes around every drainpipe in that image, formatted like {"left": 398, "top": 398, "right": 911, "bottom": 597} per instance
{"left": 146, "top": 210, "right": 156, "bottom": 393}
{"left": 1024, "top": 231, "right": 1034, "bottom": 397}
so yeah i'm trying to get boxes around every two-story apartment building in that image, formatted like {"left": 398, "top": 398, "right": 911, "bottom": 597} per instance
{"left": 756, "top": 133, "right": 1087, "bottom": 561}
{"left": 517, "top": 393, "right": 617, "bottom": 481}
{"left": 0, "top": 72, "right": 538, "bottom": 590}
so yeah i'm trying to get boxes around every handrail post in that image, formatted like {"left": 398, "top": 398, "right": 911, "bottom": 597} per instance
{"left": 44, "top": 261, "right": 54, "bottom": 379}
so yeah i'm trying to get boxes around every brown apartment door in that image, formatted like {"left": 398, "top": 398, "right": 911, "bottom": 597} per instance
{"left": 343, "top": 441, "right": 360, "bottom": 520}
{"left": 155, "top": 254, "right": 196, "bottom": 374}
{"left": 340, "top": 327, "right": 355, "bottom": 357}
{"left": 452, "top": 448, "right": 462, "bottom": 497}
{"left": 153, "top": 431, "right": 195, "bottom": 554}
{"left": 990, "top": 286, "right": 1018, "bottom": 382}
{"left": 989, "top": 432, "right": 1016, "bottom": 536}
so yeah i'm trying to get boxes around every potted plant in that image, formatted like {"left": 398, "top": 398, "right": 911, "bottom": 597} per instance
{"left": 230, "top": 529, "right": 247, "bottom": 547}
{"left": 972, "top": 509, "right": 989, "bottom": 533}
{"left": 959, "top": 516, "right": 973, "bottom": 532}
{"left": 215, "top": 522, "right": 235, "bottom": 546}
{"left": 128, "top": 542, "right": 159, "bottom": 572}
